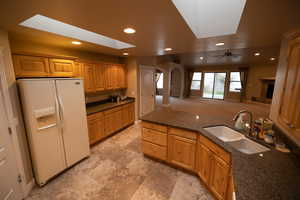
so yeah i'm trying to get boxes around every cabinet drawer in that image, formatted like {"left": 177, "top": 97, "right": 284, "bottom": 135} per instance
{"left": 142, "top": 128, "right": 167, "bottom": 146}
{"left": 87, "top": 112, "right": 104, "bottom": 120}
{"left": 142, "top": 121, "right": 167, "bottom": 133}
{"left": 142, "top": 141, "right": 167, "bottom": 161}
{"left": 169, "top": 127, "right": 197, "bottom": 140}
{"left": 103, "top": 106, "right": 122, "bottom": 115}
{"left": 199, "top": 135, "right": 230, "bottom": 164}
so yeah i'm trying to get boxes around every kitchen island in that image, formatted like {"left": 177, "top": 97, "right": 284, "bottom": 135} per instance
{"left": 141, "top": 109, "right": 300, "bottom": 200}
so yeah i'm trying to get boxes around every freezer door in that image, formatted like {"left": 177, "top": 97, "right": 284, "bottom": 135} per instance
{"left": 18, "top": 79, "right": 66, "bottom": 185}
{"left": 55, "top": 79, "right": 90, "bottom": 167}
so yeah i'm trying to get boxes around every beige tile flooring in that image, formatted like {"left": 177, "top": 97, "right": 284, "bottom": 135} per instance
{"left": 26, "top": 123, "right": 213, "bottom": 200}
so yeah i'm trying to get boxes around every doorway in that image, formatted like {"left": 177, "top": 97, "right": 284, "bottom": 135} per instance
{"left": 203, "top": 72, "right": 226, "bottom": 100}
{"left": 140, "top": 66, "right": 155, "bottom": 117}
{"left": 170, "top": 68, "right": 181, "bottom": 97}
{"left": 155, "top": 70, "right": 164, "bottom": 106}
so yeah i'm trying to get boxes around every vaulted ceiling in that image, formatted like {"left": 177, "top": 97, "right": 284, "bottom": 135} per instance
{"left": 0, "top": 0, "right": 300, "bottom": 66}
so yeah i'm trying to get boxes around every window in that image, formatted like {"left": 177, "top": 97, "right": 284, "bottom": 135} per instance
{"left": 190, "top": 72, "right": 202, "bottom": 90}
{"left": 229, "top": 72, "right": 242, "bottom": 92}
{"left": 156, "top": 73, "right": 163, "bottom": 89}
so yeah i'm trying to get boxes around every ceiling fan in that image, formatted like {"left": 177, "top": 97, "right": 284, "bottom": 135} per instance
{"left": 213, "top": 50, "right": 241, "bottom": 58}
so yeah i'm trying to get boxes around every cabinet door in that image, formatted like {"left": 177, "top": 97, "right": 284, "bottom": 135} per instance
{"left": 104, "top": 113, "right": 115, "bottom": 136}
{"left": 168, "top": 135, "right": 196, "bottom": 171}
{"left": 112, "top": 65, "right": 119, "bottom": 89}
{"left": 279, "top": 42, "right": 300, "bottom": 137}
{"left": 128, "top": 103, "right": 135, "bottom": 124}
{"left": 12, "top": 55, "right": 50, "bottom": 77}
{"left": 115, "top": 110, "right": 123, "bottom": 131}
{"left": 83, "top": 63, "right": 96, "bottom": 93}
{"left": 118, "top": 65, "right": 126, "bottom": 88}
{"left": 49, "top": 58, "right": 74, "bottom": 77}
{"left": 94, "top": 63, "right": 106, "bottom": 91}
{"left": 210, "top": 155, "right": 230, "bottom": 200}
{"left": 197, "top": 143, "right": 213, "bottom": 184}
{"left": 122, "top": 105, "right": 130, "bottom": 127}
{"left": 104, "top": 64, "right": 114, "bottom": 90}
{"left": 74, "top": 62, "right": 84, "bottom": 78}
{"left": 87, "top": 116, "right": 104, "bottom": 145}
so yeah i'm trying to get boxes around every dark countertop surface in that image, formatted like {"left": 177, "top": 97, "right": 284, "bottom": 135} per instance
{"left": 86, "top": 97, "right": 135, "bottom": 115}
{"left": 142, "top": 109, "right": 300, "bottom": 200}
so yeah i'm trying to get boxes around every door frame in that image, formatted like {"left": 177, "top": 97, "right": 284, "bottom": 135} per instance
{"left": 0, "top": 47, "right": 30, "bottom": 197}
{"left": 139, "top": 65, "right": 156, "bottom": 118}
{"left": 202, "top": 72, "right": 227, "bottom": 100}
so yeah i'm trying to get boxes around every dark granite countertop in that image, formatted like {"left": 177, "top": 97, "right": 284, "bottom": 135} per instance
{"left": 142, "top": 109, "right": 300, "bottom": 200}
{"left": 86, "top": 97, "right": 135, "bottom": 115}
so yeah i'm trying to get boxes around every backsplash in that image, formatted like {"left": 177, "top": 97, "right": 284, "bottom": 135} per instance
{"left": 85, "top": 89, "right": 125, "bottom": 104}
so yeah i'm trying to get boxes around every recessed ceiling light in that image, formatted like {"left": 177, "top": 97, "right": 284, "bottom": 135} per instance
{"left": 270, "top": 57, "right": 276, "bottom": 61}
{"left": 254, "top": 52, "right": 260, "bottom": 56}
{"left": 71, "top": 41, "right": 81, "bottom": 45}
{"left": 164, "top": 48, "right": 172, "bottom": 51}
{"left": 19, "top": 14, "right": 135, "bottom": 49}
{"left": 200, "top": 56, "right": 204, "bottom": 60}
{"left": 123, "top": 52, "right": 129, "bottom": 56}
{"left": 123, "top": 28, "right": 136, "bottom": 34}
{"left": 216, "top": 42, "right": 225, "bottom": 46}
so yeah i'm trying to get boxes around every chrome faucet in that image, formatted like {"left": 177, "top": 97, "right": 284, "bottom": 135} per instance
{"left": 233, "top": 110, "right": 253, "bottom": 136}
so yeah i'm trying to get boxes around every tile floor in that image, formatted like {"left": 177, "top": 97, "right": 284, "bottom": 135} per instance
{"left": 26, "top": 123, "right": 213, "bottom": 200}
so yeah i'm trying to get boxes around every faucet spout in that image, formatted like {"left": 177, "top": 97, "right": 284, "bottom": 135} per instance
{"left": 233, "top": 110, "right": 253, "bottom": 136}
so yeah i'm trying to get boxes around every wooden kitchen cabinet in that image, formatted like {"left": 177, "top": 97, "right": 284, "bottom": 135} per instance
{"left": 87, "top": 112, "right": 105, "bottom": 145}
{"left": 197, "top": 143, "right": 213, "bottom": 185}
{"left": 49, "top": 58, "right": 74, "bottom": 77}
{"left": 210, "top": 155, "right": 230, "bottom": 200}
{"left": 12, "top": 55, "right": 50, "bottom": 77}
{"left": 122, "top": 104, "right": 130, "bottom": 127}
{"left": 94, "top": 63, "right": 106, "bottom": 92}
{"left": 128, "top": 102, "right": 135, "bottom": 124}
{"left": 83, "top": 63, "right": 96, "bottom": 93}
{"left": 277, "top": 41, "right": 300, "bottom": 139}
{"left": 168, "top": 134, "right": 196, "bottom": 171}
{"left": 74, "top": 62, "right": 84, "bottom": 78}
{"left": 104, "top": 64, "right": 114, "bottom": 90}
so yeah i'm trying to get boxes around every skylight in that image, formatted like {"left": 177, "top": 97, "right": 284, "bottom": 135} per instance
{"left": 19, "top": 14, "right": 135, "bottom": 49}
{"left": 171, "top": 0, "right": 247, "bottom": 38}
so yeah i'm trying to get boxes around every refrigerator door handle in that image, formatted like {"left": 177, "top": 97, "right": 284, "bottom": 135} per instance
{"left": 57, "top": 96, "right": 65, "bottom": 132}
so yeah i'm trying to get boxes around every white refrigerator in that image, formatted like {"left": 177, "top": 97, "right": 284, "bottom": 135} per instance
{"left": 18, "top": 78, "right": 90, "bottom": 186}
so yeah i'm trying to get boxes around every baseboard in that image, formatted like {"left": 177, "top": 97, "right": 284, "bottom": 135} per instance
{"left": 134, "top": 120, "right": 141, "bottom": 125}
{"left": 22, "top": 179, "right": 35, "bottom": 198}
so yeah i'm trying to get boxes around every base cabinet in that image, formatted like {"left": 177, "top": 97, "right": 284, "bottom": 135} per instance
{"left": 141, "top": 121, "right": 234, "bottom": 200}
{"left": 87, "top": 102, "right": 135, "bottom": 145}
{"left": 168, "top": 135, "right": 196, "bottom": 171}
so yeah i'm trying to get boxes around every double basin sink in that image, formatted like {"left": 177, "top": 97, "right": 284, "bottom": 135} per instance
{"left": 204, "top": 126, "right": 270, "bottom": 154}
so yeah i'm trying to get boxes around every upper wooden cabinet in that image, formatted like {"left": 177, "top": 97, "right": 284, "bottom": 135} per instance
{"left": 104, "top": 64, "right": 114, "bottom": 90}
{"left": 270, "top": 30, "right": 300, "bottom": 144}
{"left": 94, "top": 63, "right": 106, "bottom": 92}
{"left": 49, "top": 58, "right": 74, "bottom": 77}
{"left": 83, "top": 63, "right": 96, "bottom": 93}
{"left": 12, "top": 55, "right": 50, "bottom": 77}
{"left": 278, "top": 41, "right": 300, "bottom": 138}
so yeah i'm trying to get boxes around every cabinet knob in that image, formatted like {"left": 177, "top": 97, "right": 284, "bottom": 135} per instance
{"left": 287, "top": 123, "right": 295, "bottom": 129}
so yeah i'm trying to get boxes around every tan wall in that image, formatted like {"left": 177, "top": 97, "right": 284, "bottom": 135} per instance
{"left": 124, "top": 57, "right": 139, "bottom": 120}
{"left": 246, "top": 64, "right": 277, "bottom": 100}
{"left": 0, "top": 30, "right": 33, "bottom": 186}
{"left": 10, "top": 39, "right": 122, "bottom": 63}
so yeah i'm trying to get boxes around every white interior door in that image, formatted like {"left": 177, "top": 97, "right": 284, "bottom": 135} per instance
{"left": 0, "top": 86, "right": 22, "bottom": 200}
{"left": 140, "top": 66, "right": 155, "bottom": 117}
{"left": 55, "top": 79, "right": 90, "bottom": 167}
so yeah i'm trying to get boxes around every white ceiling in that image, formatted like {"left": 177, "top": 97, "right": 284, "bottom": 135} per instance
{"left": 171, "top": 0, "right": 247, "bottom": 38}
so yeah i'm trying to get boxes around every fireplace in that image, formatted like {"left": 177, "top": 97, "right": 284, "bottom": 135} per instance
{"left": 260, "top": 78, "right": 275, "bottom": 104}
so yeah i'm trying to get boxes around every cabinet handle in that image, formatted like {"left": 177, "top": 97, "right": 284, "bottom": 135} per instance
{"left": 287, "top": 123, "right": 295, "bottom": 129}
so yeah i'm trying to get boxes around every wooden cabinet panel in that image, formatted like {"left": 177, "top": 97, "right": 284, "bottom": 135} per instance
{"left": 104, "top": 113, "right": 115, "bottom": 136}
{"left": 142, "top": 121, "right": 167, "bottom": 133}
{"left": 115, "top": 110, "right": 123, "bottom": 131}
{"left": 94, "top": 63, "right": 105, "bottom": 91}
{"left": 49, "top": 58, "right": 74, "bottom": 77}
{"left": 122, "top": 105, "right": 130, "bottom": 127}
{"left": 12, "top": 55, "right": 50, "bottom": 77}
{"left": 226, "top": 172, "right": 235, "bottom": 200}
{"left": 128, "top": 103, "right": 135, "bottom": 124}
{"left": 87, "top": 113, "right": 105, "bottom": 145}
{"left": 74, "top": 62, "right": 84, "bottom": 78}
{"left": 200, "top": 135, "right": 230, "bottom": 164}
{"left": 142, "top": 128, "right": 167, "bottom": 146}
{"left": 119, "top": 65, "right": 126, "bottom": 88}
{"left": 278, "top": 42, "right": 300, "bottom": 139}
{"left": 169, "top": 127, "right": 197, "bottom": 140}
{"left": 168, "top": 135, "right": 196, "bottom": 171}
{"left": 83, "top": 63, "right": 95, "bottom": 93}
{"left": 210, "top": 155, "right": 230, "bottom": 200}
{"left": 197, "top": 143, "right": 213, "bottom": 184}
{"left": 142, "top": 141, "right": 167, "bottom": 161}
{"left": 104, "top": 64, "right": 114, "bottom": 90}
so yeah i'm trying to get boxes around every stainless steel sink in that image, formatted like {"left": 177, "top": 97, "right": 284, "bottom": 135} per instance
{"left": 228, "top": 138, "right": 270, "bottom": 154}
{"left": 204, "top": 126, "right": 245, "bottom": 142}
